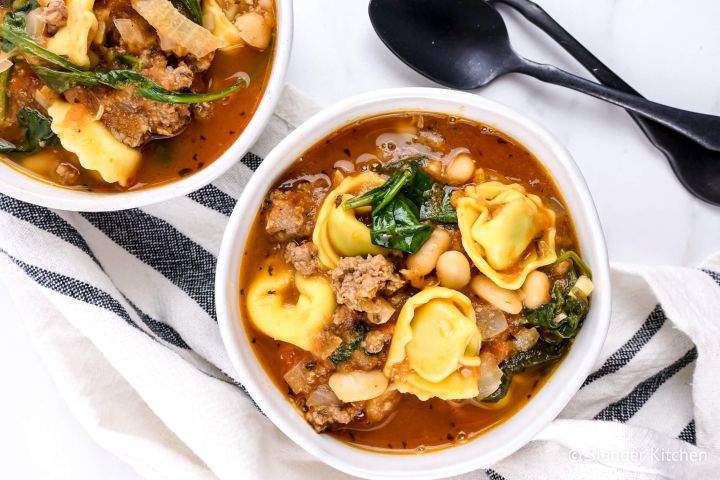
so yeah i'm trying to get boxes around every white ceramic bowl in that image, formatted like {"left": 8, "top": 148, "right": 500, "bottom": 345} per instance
{"left": 0, "top": 0, "right": 293, "bottom": 212}
{"left": 216, "top": 88, "right": 611, "bottom": 479}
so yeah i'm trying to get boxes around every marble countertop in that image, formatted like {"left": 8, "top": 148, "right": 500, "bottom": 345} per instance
{"left": 2, "top": 0, "right": 718, "bottom": 477}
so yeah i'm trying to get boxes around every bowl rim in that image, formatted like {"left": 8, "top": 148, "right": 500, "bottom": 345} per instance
{"left": 216, "top": 87, "right": 612, "bottom": 479}
{"left": 0, "top": 0, "right": 293, "bottom": 212}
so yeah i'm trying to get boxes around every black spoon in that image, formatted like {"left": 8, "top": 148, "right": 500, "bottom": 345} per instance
{"left": 490, "top": 0, "right": 720, "bottom": 206}
{"left": 368, "top": 0, "right": 720, "bottom": 155}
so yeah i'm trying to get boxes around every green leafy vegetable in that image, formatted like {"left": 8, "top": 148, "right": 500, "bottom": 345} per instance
{"left": 344, "top": 161, "right": 457, "bottom": 254}
{"left": 0, "top": 107, "right": 58, "bottom": 154}
{"left": 117, "top": 54, "right": 144, "bottom": 70}
{"left": 419, "top": 182, "right": 457, "bottom": 223}
{"left": 33, "top": 66, "right": 248, "bottom": 104}
{"left": 0, "top": 13, "right": 82, "bottom": 72}
{"left": 371, "top": 193, "right": 433, "bottom": 252}
{"left": 524, "top": 251, "right": 593, "bottom": 339}
{"left": 328, "top": 323, "right": 368, "bottom": 365}
{"left": 1, "top": 13, "right": 247, "bottom": 105}
{"left": 553, "top": 249, "right": 592, "bottom": 279}
{"left": 171, "top": 0, "right": 202, "bottom": 24}
{"left": 483, "top": 340, "right": 569, "bottom": 403}
{"left": 11, "top": 0, "right": 40, "bottom": 14}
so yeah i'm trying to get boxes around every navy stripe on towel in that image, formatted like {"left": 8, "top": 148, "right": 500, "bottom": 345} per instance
{"left": 124, "top": 296, "right": 190, "bottom": 349}
{"left": 187, "top": 184, "right": 237, "bottom": 217}
{"left": 485, "top": 469, "right": 507, "bottom": 480}
{"left": 0, "top": 194, "right": 100, "bottom": 266}
{"left": 678, "top": 420, "right": 696, "bottom": 445}
{"left": 240, "top": 152, "right": 263, "bottom": 171}
{"left": 594, "top": 347, "right": 697, "bottom": 422}
{"left": 81, "top": 210, "right": 217, "bottom": 320}
{"left": 702, "top": 269, "right": 720, "bottom": 286}
{"left": 583, "top": 305, "right": 666, "bottom": 387}
{"left": 2, "top": 250, "right": 142, "bottom": 332}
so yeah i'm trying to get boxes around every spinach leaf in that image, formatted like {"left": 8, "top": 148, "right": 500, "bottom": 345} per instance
{"left": 482, "top": 340, "right": 569, "bottom": 403}
{"left": 117, "top": 54, "right": 144, "bottom": 70}
{"left": 33, "top": 66, "right": 248, "bottom": 104}
{"left": 400, "top": 162, "right": 458, "bottom": 223}
{"left": 344, "top": 161, "right": 456, "bottom": 254}
{"left": 0, "top": 13, "right": 82, "bottom": 72}
{"left": 419, "top": 182, "right": 457, "bottom": 223}
{"left": 0, "top": 107, "right": 58, "bottom": 154}
{"left": 371, "top": 193, "right": 432, "bottom": 252}
{"left": 328, "top": 323, "right": 368, "bottom": 365}
{"left": 524, "top": 283, "right": 588, "bottom": 339}
{"left": 11, "top": 0, "right": 40, "bottom": 13}
{"left": 0, "top": 14, "right": 246, "bottom": 104}
{"left": 171, "top": 0, "right": 202, "bottom": 24}
{"left": 524, "top": 250, "right": 592, "bottom": 339}
{"left": 553, "top": 249, "right": 592, "bottom": 279}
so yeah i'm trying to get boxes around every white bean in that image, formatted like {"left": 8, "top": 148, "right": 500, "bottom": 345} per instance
{"left": 328, "top": 370, "right": 388, "bottom": 402}
{"left": 235, "top": 12, "right": 271, "bottom": 49}
{"left": 406, "top": 228, "right": 451, "bottom": 276}
{"left": 470, "top": 275, "right": 522, "bottom": 314}
{"left": 444, "top": 153, "right": 475, "bottom": 185}
{"left": 520, "top": 271, "right": 551, "bottom": 309}
{"left": 436, "top": 250, "right": 471, "bottom": 289}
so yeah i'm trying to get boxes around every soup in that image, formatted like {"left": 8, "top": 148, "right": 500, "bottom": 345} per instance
{"left": 240, "top": 112, "right": 594, "bottom": 452}
{"left": 0, "top": 0, "right": 275, "bottom": 192}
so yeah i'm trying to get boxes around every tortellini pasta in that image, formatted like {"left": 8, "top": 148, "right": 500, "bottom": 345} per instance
{"left": 313, "top": 172, "right": 388, "bottom": 269}
{"left": 47, "top": 100, "right": 141, "bottom": 187}
{"left": 246, "top": 265, "right": 336, "bottom": 351}
{"left": 46, "top": 0, "right": 98, "bottom": 67}
{"left": 202, "top": 0, "right": 244, "bottom": 48}
{"left": 383, "top": 287, "right": 482, "bottom": 400}
{"left": 456, "top": 181, "right": 557, "bottom": 290}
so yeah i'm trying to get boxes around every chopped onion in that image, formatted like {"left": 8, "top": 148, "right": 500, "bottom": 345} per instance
{"left": 282, "top": 357, "right": 313, "bottom": 394}
{"left": 34, "top": 86, "right": 59, "bottom": 109}
{"left": 25, "top": 9, "right": 46, "bottom": 38}
{"left": 132, "top": 0, "right": 226, "bottom": 58}
{"left": 476, "top": 352, "right": 503, "bottom": 399}
{"left": 475, "top": 305, "right": 508, "bottom": 339}
{"left": 113, "top": 18, "right": 145, "bottom": 48}
{"left": 512, "top": 327, "right": 539, "bottom": 352}
{"left": 572, "top": 275, "right": 595, "bottom": 298}
{"left": 306, "top": 384, "right": 342, "bottom": 408}
{"left": 0, "top": 58, "right": 12, "bottom": 74}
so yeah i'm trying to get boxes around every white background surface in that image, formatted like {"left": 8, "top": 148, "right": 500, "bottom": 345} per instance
{"left": 2, "top": 0, "right": 718, "bottom": 478}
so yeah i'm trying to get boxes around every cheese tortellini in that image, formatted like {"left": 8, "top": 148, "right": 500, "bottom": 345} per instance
{"left": 46, "top": 0, "right": 98, "bottom": 67}
{"left": 313, "top": 172, "right": 388, "bottom": 269}
{"left": 202, "top": 0, "right": 244, "bottom": 48}
{"left": 456, "top": 181, "right": 557, "bottom": 290}
{"left": 47, "top": 100, "right": 142, "bottom": 187}
{"left": 246, "top": 265, "right": 336, "bottom": 351}
{"left": 383, "top": 287, "right": 482, "bottom": 401}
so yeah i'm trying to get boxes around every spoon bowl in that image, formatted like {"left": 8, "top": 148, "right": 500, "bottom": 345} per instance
{"left": 369, "top": 0, "right": 720, "bottom": 154}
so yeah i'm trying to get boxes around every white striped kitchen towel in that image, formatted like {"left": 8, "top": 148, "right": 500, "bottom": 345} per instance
{"left": 1, "top": 86, "right": 719, "bottom": 480}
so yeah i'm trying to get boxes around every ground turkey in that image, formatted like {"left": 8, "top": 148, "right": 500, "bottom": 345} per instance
{"left": 37, "top": 0, "right": 67, "bottom": 33}
{"left": 330, "top": 255, "right": 406, "bottom": 324}
{"left": 362, "top": 323, "right": 394, "bottom": 354}
{"left": 265, "top": 189, "right": 315, "bottom": 241}
{"left": 305, "top": 402, "right": 364, "bottom": 432}
{"left": 284, "top": 242, "right": 319, "bottom": 276}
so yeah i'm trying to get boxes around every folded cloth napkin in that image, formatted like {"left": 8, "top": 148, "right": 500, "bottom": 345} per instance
{"left": 1, "top": 86, "right": 718, "bottom": 480}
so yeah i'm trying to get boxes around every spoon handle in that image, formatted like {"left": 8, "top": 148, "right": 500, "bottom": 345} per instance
{"left": 493, "top": 0, "right": 637, "bottom": 92}
{"left": 514, "top": 58, "right": 720, "bottom": 152}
